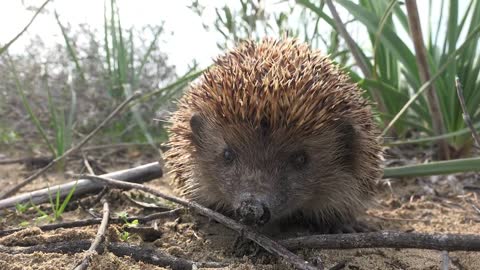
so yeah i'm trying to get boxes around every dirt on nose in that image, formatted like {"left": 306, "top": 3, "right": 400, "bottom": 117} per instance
{"left": 236, "top": 199, "right": 271, "bottom": 225}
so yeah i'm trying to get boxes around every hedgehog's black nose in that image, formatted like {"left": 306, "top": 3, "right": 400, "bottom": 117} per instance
{"left": 236, "top": 199, "right": 270, "bottom": 226}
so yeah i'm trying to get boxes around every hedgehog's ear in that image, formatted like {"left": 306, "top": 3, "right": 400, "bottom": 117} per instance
{"left": 190, "top": 113, "right": 204, "bottom": 145}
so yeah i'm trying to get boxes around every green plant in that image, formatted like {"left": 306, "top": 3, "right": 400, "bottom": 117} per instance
{"left": 19, "top": 221, "right": 30, "bottom": 227}
{"left": 8, "top": 56, "right": 77, "bottom": 163}
{"left": 118, "top": 212, "right": 139, "bottom": 228}
{"left": 300, "top": 0, "right": 480, "bottom": 156}
{"left": 47, "top": 182, "right": 77, "bottom": 221}
{"left": 15, "top": 203, "right": 31, "bottom": 214}
{"left": 45, "top": 73, "right": 76, "bottom": 163}
{"left": 0, "top": 127, "right": 18, "bottom": 144}
{"left": 119, "top": 231, "right": 130, "bottom": 241}
{"left": 28, "top": 182, "right": 77, "bottom": 223}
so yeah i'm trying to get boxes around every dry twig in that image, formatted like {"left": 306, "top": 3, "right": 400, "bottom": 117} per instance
{"left": 455, "top": 77, "right": 480, "bottom": 150}
{"left": 0, "top": 156, "right": 53, "bottom": 166}
{"left": 77, "top": 174, "right": 319, "bottom": 270}
{"left": 0, "top": 0, "right": 52, "bottom": 54}
{"left": 0, "top": 162, "right": 162, "bottom": 210}
{"left": 74, "top": 202, "right": 110, "bottom": 270}
{"left": 441, "top": 250, "right": 449, "bottom": 270}
{"left": 0, "top": 240, "right": 225, "bottom": 270}
{"left": 0, "top": 209, "right": 182, "bottom": 237}
{"left": 280, "top": 231, "right": 480, "bottom": 251}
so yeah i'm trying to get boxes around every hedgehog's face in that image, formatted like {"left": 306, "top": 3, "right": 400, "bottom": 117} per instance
{"left": 188, "top": 113, "right": 357, "bottom": 226}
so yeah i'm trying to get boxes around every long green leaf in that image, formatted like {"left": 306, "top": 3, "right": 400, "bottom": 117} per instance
{"left": 381, "top": 22, "right": 480, "bottom": 136}
{"left": 383, "top": 157, "right": 480, "bottom": 178}
{"left": 57, "top": 181, "right": 77, "bottom": 219}
{"left": 386, "top": 122, "right": 480, "bottom": 146}
{"left": 335, "top": 0, "right": 419, "bottom": 85}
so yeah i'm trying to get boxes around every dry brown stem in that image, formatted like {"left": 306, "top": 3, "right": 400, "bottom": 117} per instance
{"left": 406, "top": 0, "right": 449, "bottom": 159}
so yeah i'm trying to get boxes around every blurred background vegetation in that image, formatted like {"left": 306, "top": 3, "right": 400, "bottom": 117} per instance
{"left": 1, "top": 0, "right": 479, "bottom": 165}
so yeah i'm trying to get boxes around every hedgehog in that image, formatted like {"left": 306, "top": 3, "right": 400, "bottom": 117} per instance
{"left": 165, "top": 38, "right": 383, "bottom": 233}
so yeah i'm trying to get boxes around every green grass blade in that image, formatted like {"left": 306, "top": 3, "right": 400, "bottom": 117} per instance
{"left": 8, "top": 57, "right": 56, "bottom": 156}
{"left": 29, "top": 197, "right": 50, "bottom": 220}
{"left": 383, "top": 157, "right": 480, "bottom": 178}
{"left": 110, "top": 0, "right": 120, "bottom": 95}
{"left": 335, "top": 0, "right": 419, "bottom": 84}
{"left": 124, "top": 84, "right": 155, "bottom": 144}
{"left": 46, "top": 86, "right": 62, "bottom": 156}
{"left": 66, "top": 87, "right": 77, "bottom": 150}
{"left": 116, "top": 5, "right": 128, "bottom": 89}
{"left": 381, "top": 22, "right": 480, "bottom": 136}
{"left": 434, "top": 0, "right": 445, "bottom": 47}
{"left": 104, "top": 0, "right": 114, "bottom": 94}
{"left": 386, "top": 121, "right": 480, "bottom": 146}
{"left": 136, "top": 68, "right": 205, "bottom": 105}
{"left": 372, "top": 0, "right": 398, "bottom": 78}
{"left": 55, "top": 187, "right": 61, "bottom": 218}
{"left": 57, "top": 181, "right": 77, "bottom": 219}
{"left": 296, "top": 0, "right": 336, "bottom": 29}
{"left": 54, "top": 11, "right": 86, "bottom": 83}
{"left": 359, "top": 79, "right": 429, "bottom": 120}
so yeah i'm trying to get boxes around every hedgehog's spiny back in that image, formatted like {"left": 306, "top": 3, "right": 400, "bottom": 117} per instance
{"left": 187, "top": 38, "right": 370, "bottom": 137}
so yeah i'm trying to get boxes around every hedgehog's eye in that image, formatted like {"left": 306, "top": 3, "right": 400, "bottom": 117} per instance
{"left": 223, "top": 148, "right": 235, "bottom": 164}
{"left": 290, "top": 151, "right": 308, "bottom": 169}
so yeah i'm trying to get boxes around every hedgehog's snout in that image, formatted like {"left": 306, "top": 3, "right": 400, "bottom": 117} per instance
{"left": 235, "top": 198, "right": 271, "bottom": 226}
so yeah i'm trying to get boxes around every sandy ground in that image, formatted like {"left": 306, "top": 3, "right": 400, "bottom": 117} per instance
{"left": 1, "top": 156, "right": 480, "bottom": 270}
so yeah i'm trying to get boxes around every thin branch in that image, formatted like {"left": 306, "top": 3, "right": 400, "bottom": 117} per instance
{"left": 455, "top": 77, "right": 480, "bottom": 150}
{"left": 0, "top": 240, "right": 226, "bottom": 270}
{"left": 0, "top": 91, "right": 141, "bottom": 199}
{"left": 0, "top": 0, "right": 52, "bottom": 55}
{"left": 77, "top": 174, "right": 320, "bottom": 270}
{"left": 74, "top": 201, "right": 110, "bottom": 270}
{"left": 280, "top": 231, "right": 480, "bottom": 251}
{"left": 0, "top": 209, "right": 182, "bottom": 237}
{"left": 82, "top": 155, "right": 95, "bottom": 175}
{"left": 441, "top": 250, "right": 449, "bottom": 270}
{"left": 406, "top": 0, "right": 449, "bottom": 159}
{"left": 0, "top": 162, "right": 162, "bottom": 210}
{"left": 82, "top": 142, "right": 169, "bottom": 152}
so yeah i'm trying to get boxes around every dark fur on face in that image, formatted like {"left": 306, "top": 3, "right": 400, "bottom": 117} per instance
{"left": 165, "top": 38, "right": 383, "bottom": 229}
